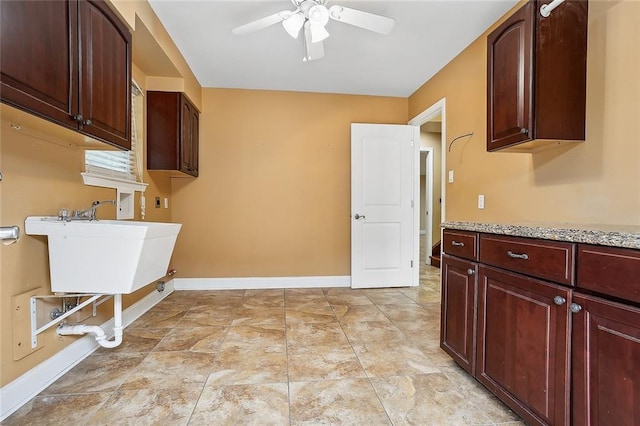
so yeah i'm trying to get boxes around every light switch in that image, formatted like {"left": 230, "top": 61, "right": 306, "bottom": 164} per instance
{"left": 164, "top": 198, "right": 169, "bottom": 209}
{"left": 478, "top": 194, "right": 485, "bottom": 209}
{"left": 448, "top": 170, "right": 454, "bottom": 183}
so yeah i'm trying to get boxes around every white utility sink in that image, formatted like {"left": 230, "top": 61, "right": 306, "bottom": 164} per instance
{"left": 25, "top": 217, "right": 182, "bottom": 294}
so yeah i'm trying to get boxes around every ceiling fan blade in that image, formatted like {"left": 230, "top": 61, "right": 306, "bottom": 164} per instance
{"left": 232, "top": 10, "right": 294, "bottom": 35}
{"left": 303, "top": 23, "right": 325, "bottom": 62}
{"left": 328, "top": 5, "right": 395, "bottom": 35}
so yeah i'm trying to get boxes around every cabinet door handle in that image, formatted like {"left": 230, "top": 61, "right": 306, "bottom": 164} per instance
{"left": 82, "top": 119, "right": 92, "bottom": 126}
{"left": 451, "top": 241, "right": 464, "bottom": 247}
{"left": 520, "top": 128, "right": 529, "bottom": 134}
{"left": 507, "top": 250, "right": 529, "bottom": 260}
{"left": 553, "top": 296, "right": 566, "bottom": 306}
{"left": 72, "top": 114, "right": 83, "bottom": 122}
{"left": 570, "top": 303, "right": 582, "bottom": 314}
{"left": 467, "top": 269, "right": 475, "bottom": 275}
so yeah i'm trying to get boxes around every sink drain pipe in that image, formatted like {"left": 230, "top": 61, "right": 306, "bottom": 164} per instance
{"left": 57, "top": 294, "right": 123, "bottom": 348}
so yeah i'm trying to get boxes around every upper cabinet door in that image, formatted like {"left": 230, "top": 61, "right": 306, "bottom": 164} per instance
{"left": 147, "top": 91, "right": 199, "bottom": 177}
{"left": 79, "top": 0, "right": 131, "bottom": 150}
{"left": 189, "top": 106, "right": 199, "bottom": 176}
{"left": 0, "top": 0, "right": 79, "bottom": 128}
{"left": 486, "top": 2, "right": 534, "bottom": 151}
{"left": 487, "top": 0, "right": 588, "bottom": 152}
{"left": 180, "top": 96, "right": 193, "bottom": 175}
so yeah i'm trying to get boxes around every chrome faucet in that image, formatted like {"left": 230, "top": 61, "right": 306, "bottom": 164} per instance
{"left": 61, "top": 200, "right": 116, "bottom": 221}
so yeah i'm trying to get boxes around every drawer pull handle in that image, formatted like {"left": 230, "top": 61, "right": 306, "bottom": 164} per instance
{"left": 467, "top": 268, "right": 475, "bottom": 275}
{"left": 553, "top": 296, "right": 566, "bottom": 306}
{"left": 570, "top": 303, "right": 582, "bottom": 314}
{"left": 451, "top": 241, "right": 465, "bottom": 247}
{"left": 507, "top": 250, "right": 529, "bottom": 260}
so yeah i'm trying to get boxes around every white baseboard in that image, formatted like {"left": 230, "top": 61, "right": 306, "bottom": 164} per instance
{"left": 0, "top": 280, "right": 175, "bottom": 422}
{"left": 174, "top": 275, "right": 351, "bottom": 291}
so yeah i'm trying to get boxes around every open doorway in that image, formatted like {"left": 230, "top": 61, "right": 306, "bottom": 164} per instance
{"left": 409, "top": 99, "right": 446, "bottom": 267}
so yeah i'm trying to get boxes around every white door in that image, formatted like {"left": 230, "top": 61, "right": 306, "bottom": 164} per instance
{"left": 351, "top": 123, "right": 419, "bottom": 288}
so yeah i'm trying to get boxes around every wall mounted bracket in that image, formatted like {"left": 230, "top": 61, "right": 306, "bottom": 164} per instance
{"left": 29, "top": 293, "right": 111, "bottom": 348}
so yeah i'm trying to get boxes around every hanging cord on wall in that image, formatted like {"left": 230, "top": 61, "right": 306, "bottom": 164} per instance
{"left": 448, "top": 132, "right": 474, "bottom": 152}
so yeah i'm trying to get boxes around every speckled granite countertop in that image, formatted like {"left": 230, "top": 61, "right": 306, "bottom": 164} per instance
{"left": 442, "top": 222, "right": 640, "bottom": 250}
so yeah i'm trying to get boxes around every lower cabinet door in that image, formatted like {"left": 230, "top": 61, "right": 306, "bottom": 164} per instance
{"left": 440, "top": 254, "right": 477, "bottom": 375}
{"left": 477, "top": 265, "right": 571, "bottom": 426}
{"left": 572, "top": 293, "right": 640, "bottom": 426}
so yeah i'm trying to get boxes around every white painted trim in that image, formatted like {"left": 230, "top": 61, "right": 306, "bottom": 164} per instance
{"left": 411, "top": 126, "right": 420, "bottom": 287}
{"left": 174, "top": 276, "right": 351, "bottom": 291}
{"left": 81, "top": 172, "right": 148, "bottom": 193}
{"left": 420, "top": 147, "right": 434, "bottom": 266}
{"left": 0, "top": 281, "right": 174, "bottom": 422}
{"left": 420, "top": 230, "right": 426, "bottom": 235}
{"left": 409, "top": 98, "right": 447, "bottom": 247}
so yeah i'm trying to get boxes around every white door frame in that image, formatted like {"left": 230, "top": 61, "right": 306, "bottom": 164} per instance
{"left": 409, "top": 98, "right": 446, "bottom": 266}
{"left": 420, "top": 147, "right": 434, "bottom": 265}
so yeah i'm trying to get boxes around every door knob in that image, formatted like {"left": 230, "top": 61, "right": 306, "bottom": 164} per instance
{"left": 354, "top": 214, "right": 366, "bottom": 220}
{"left": 553, "top": 296, "right": 566, "bottom": 306}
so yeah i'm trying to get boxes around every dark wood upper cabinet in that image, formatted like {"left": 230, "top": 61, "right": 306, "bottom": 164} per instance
{"left": 0, "top": 0, "right": 131, "bottom": 150}
{"left": 78, "top": 0, "right": 131, "bottom": 149}
{"left": 147, "top": 91, "right": 199, "bottom": 177}
{"left": 487, "top": 0, "right": 588, "bottom": 152}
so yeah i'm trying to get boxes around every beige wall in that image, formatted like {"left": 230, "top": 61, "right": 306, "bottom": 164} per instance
{"left": 0, "top": 2, "right": 198, "bottom": 387}
{"left": 409, "top": 0, "right": 640, "bottom": 225}
{"left": 171, "top": 89, "right": 408, "bottom": 277}
{"left": 0, "top": 86, "right": 173, "bottom": 387}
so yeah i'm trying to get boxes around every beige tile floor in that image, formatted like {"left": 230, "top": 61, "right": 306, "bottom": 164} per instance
{"left": 5, "top": 249, "right": 524, "bottom": 425}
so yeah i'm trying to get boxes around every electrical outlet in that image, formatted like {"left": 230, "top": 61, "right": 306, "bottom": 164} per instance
{"left": 448, "top": 170, "right": 454, "bottom": 183}
{"left": 164, "top": 198, "right": 169, "bottom": 209}
{"left": 478, "top": 194, "right": 485, "bottom": 209}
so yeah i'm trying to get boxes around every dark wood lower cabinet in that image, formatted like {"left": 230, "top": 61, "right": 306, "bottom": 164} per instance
{"left": 440, "top": 254, "right": 477, "bottom": 375}
{"left": 477, "top": 265, "right": 571, "bottom": 426}
{"left": 442, "top": 230, "right": 640, "bottom": 425}
{"left": 572, "top": 293, "right": 640, "bottom": 426}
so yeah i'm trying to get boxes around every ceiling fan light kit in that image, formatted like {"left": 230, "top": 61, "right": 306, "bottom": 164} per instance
{"left": 282, "top": 12, "right": 305, "bottom": 38}
{"left": 232, "top": 0, "right": 395, "bottom": 62}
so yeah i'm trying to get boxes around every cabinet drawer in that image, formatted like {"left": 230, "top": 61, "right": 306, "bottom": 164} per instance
{"left": 479, "top": 234, "right": 575, "bottom": 286}
{"left": 443, "top": 230, "right": 478, "bottom": 261}
{"left": 577, "top": 244, "right": 640, "bottom": 304}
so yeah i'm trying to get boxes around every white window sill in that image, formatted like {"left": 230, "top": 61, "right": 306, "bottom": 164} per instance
{"left": 81, "top": 172, "right": 148, "bottom": 193}
{"left": 81, "top": 173, "right": 148, "bottom": 220}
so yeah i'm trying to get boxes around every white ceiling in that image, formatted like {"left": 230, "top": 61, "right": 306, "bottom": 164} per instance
{"left": 147, "top": 0, "right": 518, "bottom": 97}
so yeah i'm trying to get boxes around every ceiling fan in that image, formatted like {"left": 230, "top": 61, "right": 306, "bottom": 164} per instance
{"left": 232, "top": 0, "right": 395, "bottom": 62}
